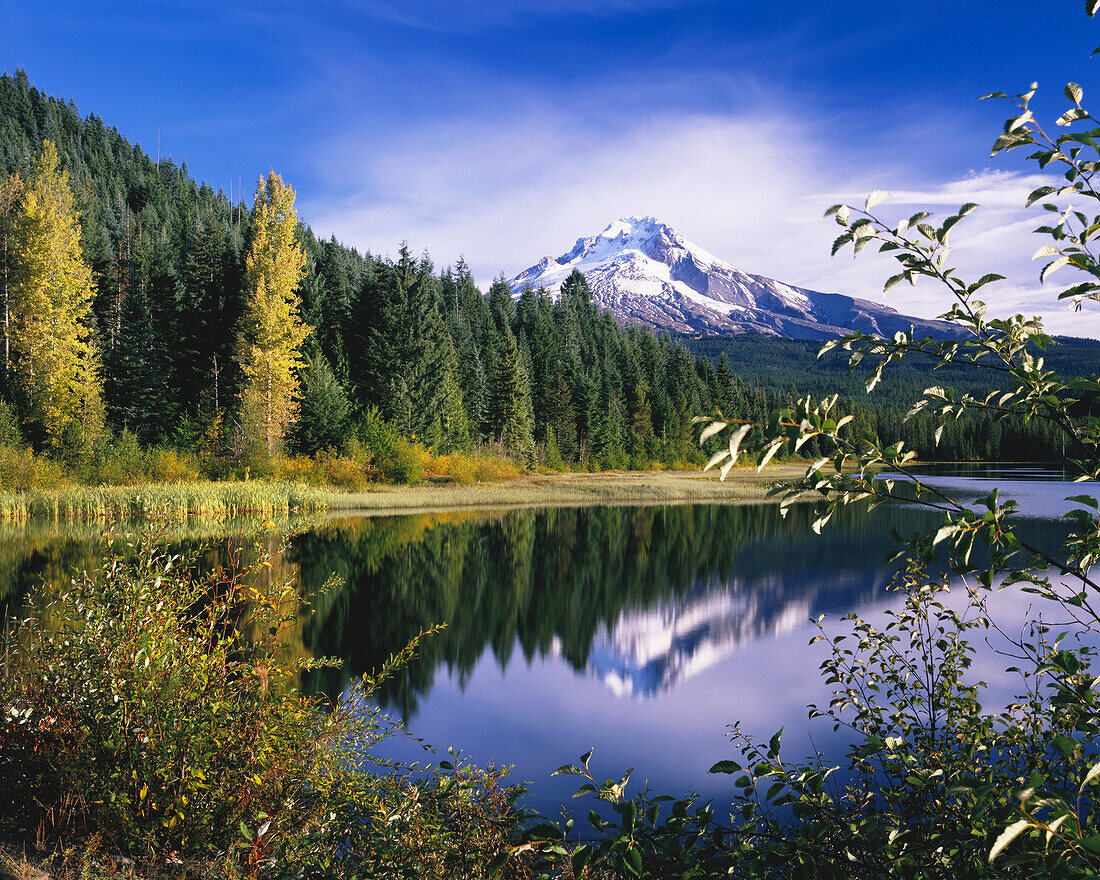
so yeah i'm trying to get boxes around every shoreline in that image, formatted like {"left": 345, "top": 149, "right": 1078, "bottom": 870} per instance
{"left": 321, "top": 464, "right": 812, "bottom": 516}
{"left": 0, "top": 465, "right": 814, "bottom": 522}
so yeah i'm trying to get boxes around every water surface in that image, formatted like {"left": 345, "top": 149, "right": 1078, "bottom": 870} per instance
{"left": 5, "top": 469, "right": 1088, "bottom": 814}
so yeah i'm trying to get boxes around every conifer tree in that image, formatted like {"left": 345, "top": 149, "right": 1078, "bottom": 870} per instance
{"left": 11, "top": 141, "right": 103, "bottom": 452}
{"left": 436, "top": 334, "right": 469, "bottom": 449}
{"left": 351, "top": 246, "right": 453, "bottom": 444}
{"left": 104, "top": 286, "right": 166, "bottom": 443}
{"left": 239, "top": 171, "right": 310, "bottom": 456}
{"left": 292, "top": 350, "right": 350, "bottom": 454}
{"left": 0, "top": 174, "right": 23, "bottom": 397}
{"left": 489, "top": 331, "right": 535, "bottom": 464}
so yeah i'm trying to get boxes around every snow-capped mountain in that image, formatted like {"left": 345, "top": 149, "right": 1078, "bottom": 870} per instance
{"left": 509, "top": 216, "right": 955, "bottom": 339}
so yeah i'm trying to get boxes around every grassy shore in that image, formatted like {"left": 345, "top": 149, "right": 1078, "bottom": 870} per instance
{"left": 322, "top": 464, "right": 807, "bottom": 515}
{"left": 0, "top": 465, "right": 808, "bottom": 522}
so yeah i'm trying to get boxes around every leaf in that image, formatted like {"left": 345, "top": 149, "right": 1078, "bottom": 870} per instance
{"left": 552, "top": 764, "right": 587, "bottom": 777}
{"left": 1032, "top": 245, "right": 1059, "bottom": 261}
{"left": 989, "top": 818, "right": 1031, "bottom": 862}
{"left": 1066, "top": 494, "right": 1100, "bottom": 510}
{"left": 1066, "top": 82, "right": 1084, "bottom": 105}
{"left": 709, "top": 760, "right": 742, "bottom": 774}
{"left": 698, "top": 421, "right": 727, "bottom": 445}
{"left": 1046, "top": 814, "right": 1070, "bottom": 850}
{"left": 933, "top": 523, "right": 958, "bottom": 546}
{"left": 704, "top": 449, "right": 730, "bottom": 471}
{"left": 1090, "top": 0, "right": 1100, "bottom": 19}
{"left": 1008, "top": 110, "right": 1034, "bottom": 132}
{"left": 1041, "top": 255, "right": 1071, "bottom": 282}
{"left": 757, "top": 440, "right": 783, "bottom": 472}
{"left": 1083, "top": 760, "right": 1100, "bottom": 787}
{"left": 865, "top": 190, "right": 889, "bottom": 211}
{"left": 1057, "top": 108, "right": 1090, "bottom": 127}
{"left": 1026, "top": 186, "right": 1056, "bottom": 207}
{"left": 768, "top": 727, "right": 784, "bottom": 759}
{"left": 883, "top": 272, "right": 906, "bottom": 294}
{"left": 728, "top": 422, "right": 752, "bottom": 464}
{"left": 571, "top": 845, "right": 593, "bottom": 877}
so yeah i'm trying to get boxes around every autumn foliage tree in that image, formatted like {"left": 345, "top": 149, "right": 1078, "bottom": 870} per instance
{"left": 10, "top": 140, "right": 103, "bottom": 452}
{"left": 239, "top": 171, "right": 310, "bottom": 457}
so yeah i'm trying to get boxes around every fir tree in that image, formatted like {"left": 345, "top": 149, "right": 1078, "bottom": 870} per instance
{"left": 104, "top": 286, "right": 166, "bottom": 444}
{"left": 292, "top": 351, "right": 351, "bottom": 454}
{"left": 489, "top": 331, "right": 535, "bottom": 464}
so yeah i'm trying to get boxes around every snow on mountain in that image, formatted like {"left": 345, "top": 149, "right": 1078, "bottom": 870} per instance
{"left": 509, "top": 216, "right": 956, "bottom": 340}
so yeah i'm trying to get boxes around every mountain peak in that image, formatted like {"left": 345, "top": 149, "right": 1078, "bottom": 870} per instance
{"left": 600, "top": 216, "right": 662, "bottom": 236}
{"left": 509, "top": 219, "right": 959, "bottom": 340}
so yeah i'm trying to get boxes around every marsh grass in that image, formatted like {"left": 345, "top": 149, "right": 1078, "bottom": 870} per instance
{"left": 323, "top": 465, "right": 803, "bottom": 514}
{"left": 0, "top": 482, "right": 330, "bottom": 521}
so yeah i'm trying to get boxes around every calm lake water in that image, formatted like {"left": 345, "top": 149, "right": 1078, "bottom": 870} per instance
{"left": 3, "top": 467, "right": 1088, "bottom": 815}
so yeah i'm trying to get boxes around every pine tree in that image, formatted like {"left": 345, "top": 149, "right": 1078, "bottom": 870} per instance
{"left": 239, "top": 171, "right": 310, "bottom": 457}
{"left": 104, "top": 285, "right": 167, "bottom": 444}
{"left": 489, "top": 331, "right": 535, "bottom": 464}
{"left": 292, "top": 351, "right": 350, "bottom": 454}
{"left": 0, "top": 173, "right": 22, "bottom": 398}
{"left": 11, "top": 141, "right": 103, "bottom": 452}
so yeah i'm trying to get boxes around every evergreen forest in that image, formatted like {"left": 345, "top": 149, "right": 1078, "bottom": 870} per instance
{"left": 0, "top": 70, "right": 1084, "bottom": 480}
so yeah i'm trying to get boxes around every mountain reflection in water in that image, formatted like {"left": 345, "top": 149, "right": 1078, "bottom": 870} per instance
{"left": 291, "top": 501, "right": 970, "bottom": 712}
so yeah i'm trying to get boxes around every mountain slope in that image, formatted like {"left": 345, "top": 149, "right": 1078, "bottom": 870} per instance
{"left": 509, "top": 216, "right": 957, "bottom": 340}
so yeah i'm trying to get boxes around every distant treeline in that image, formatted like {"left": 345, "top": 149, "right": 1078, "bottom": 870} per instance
{"left": 688, "top": 330, "right": 1085, "bottom": 462}
{"left": 0, "top": 69, "right": 1088, "bottom": 468}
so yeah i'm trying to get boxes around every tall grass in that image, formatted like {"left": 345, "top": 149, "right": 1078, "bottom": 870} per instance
{"left": 0, "top": 481, "right": 330, "bottom": 521}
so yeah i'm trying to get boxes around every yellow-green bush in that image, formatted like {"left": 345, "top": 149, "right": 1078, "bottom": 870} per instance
{"left": 420, "top": 450, "right": 524, "bottom": 486}
{"left": 0, "top": 443, "right": 70, "bottom": 492}
{"left": 0, "top": 531, "right": 533, "bottom": 876}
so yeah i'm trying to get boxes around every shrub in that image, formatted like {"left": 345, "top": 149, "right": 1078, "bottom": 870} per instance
{"left": 0, "top": 528, "right": 533, "bottom": 877}
{"left": 355, "top": 406, "right": 400, "bottom": 463}
{"left": 0, "top": 443, "right": 68, "bottom": 493}
{"left": 423, "top": 451, "right": 523, "bottom": 485}
{"left": 386, "top": 437, "right": 429, "bottom": 485}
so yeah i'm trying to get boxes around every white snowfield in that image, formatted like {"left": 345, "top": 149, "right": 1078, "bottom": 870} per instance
{"left": 509, "top": 216, "right": 956, "bottom": 340}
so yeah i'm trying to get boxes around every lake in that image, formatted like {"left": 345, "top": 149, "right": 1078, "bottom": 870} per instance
{"left": 2, "top": 467, "right": 1086, "bottom": 816}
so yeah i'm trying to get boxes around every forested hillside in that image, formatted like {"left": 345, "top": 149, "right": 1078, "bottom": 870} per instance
{"left": 0, "top": 70, "right": 768, "bottom": 475}
{"left": 0, "top": 70, "right": 1084, "bottom": 474}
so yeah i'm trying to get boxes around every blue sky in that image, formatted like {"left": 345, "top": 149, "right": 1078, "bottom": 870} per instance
{"left": 4, "top": 1, "right": 1100, "bottom": 334}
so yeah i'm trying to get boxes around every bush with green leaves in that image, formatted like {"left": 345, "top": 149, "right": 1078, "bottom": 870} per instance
{"left": 0, "top": 527, "right": 534, "bottom": 878}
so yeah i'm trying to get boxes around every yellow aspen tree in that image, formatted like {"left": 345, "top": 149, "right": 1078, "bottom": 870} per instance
{"left": 12, "top": 141, "right": 104, "bottom": 452}
{"left": 239, "top": 171, "right": 311, "bottom": 457}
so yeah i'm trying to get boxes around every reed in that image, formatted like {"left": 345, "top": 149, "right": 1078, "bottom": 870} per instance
{"left": 0, "top": 480, "right": 330, "bottom": 521}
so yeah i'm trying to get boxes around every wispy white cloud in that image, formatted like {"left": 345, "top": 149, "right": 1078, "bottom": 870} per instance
{"left": 303, "top": 105, "right": 1100, "bottom": 338}
{"left": 330, "top": 0, "right": 694, "bottom": 32}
